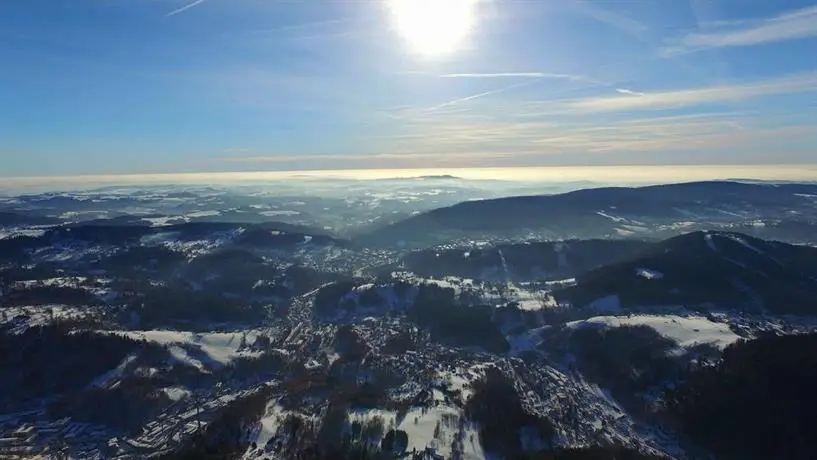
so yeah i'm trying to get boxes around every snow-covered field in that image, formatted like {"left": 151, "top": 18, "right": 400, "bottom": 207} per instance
{"left": 111, "top": 330, "right": 264, "bottom": 369}
{"left": 390, "top": 272, "right": 559, "bottom": 311}
{"left": 434, "top": 366, "right": 487, "bottom": 400}
{"left": 0, "top": 305, "right": 100, "bottom": 333}
{"left": 0, "top": 227, "right": 47, "bottom": 240}
{"left": 568, "top": 314, "right": 740, "bottom": 349}
{"left": 139, "top": 227, "right": 245, "bottom": 256}
{"left": 344, "top": 404, "right": 485, "bottom": 459}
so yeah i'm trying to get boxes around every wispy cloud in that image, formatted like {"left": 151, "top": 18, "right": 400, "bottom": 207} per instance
{"left": 166, "top": 0, "right": 207, "bottom": 17}
{"left": 210, "top": 151, "right": 517, "bottom": 169}
{"left": 208, "top": 115, "right": 817, "bottom": 169}
{"left": 566, "top": 72, "right": 817, "bottom": 112}
{"left": 615, "top": 88, "right": 645, "bottom": 96}
{"left": 570, "top": 0, "right": 651, "bottom": 46}
{"left": 223, "top": 147, "right": 252, "bottom": 154}
{"left": 572, "top": 1, "right": 649, "bottom": 35}
{"left": 667, "top": 5, "right": 817, "bottom": 53}
{"left": 440, "top": 72, "right": 588, "bottom": 80}
{"left": 418, "top": 72, "right": 610, "bottom": 113}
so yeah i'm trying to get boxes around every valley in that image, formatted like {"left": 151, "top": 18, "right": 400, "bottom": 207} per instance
{"left": 2, "top": 180, "right": 817, "bottom": 459}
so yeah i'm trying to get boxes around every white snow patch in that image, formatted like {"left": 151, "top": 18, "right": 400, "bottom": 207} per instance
{"left": 516, "top": 299, "right": 546, "bottom": 311}
{"left": 113, "top": 330, "right": 261, "bottom": 368}
{"left": 726, "top": 234, "right": 764, "bottom": 255}
{"left": 348, "top": 408, "right": 397, "bottom": 433}
{"left": 339, "top": 402, "right": 485, "bottom": 459}
{"left": 255, "top": 402, "right": 284, "bottom": 448}
{"left": 162, "top": 386, "right": 191, "bottom": 401}
{"left": 259, "top": 210, "right": 300, "bottom": 217}
{"left": 398, "top": 406, "right": 484, "bottom": 460}
{"left": 186, "top": 210, "right": 221, "bottom": 218}
{"left": 620, "top": 224, "right": 648, "bottom": 232}
{"left": 0, "top": 228, "right": 47, "bottom": 240}
{"left": 544, "top": 278, "right": 576, "bottom": 287}
{"left": 140, "top": 230, "right": 181, "bottom": 244}
{"left": 596, "top": 211, "right": 626, "bottom": 223}
{"left": 636, "top": 268, "right": 664, "bottom": 280}
{"left": 659, "top": 221, "right": 696, "bottom": 231}
{"left": 142, "top": 216, "right": 188, "bottom": 227}
{"left": 168, "top": 345, "right": 206, "bottom": 371}
{"left": 569, "top": 314, "right": 740, "bottom": 349}
{"left": 435, "top": 370, "right": 476, "bottom": 400}
{"left": 91, "top": 354, "right": 137, "bottom": 388}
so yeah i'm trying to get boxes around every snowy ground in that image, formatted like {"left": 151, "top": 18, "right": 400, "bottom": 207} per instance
{"left": 344, "top": 405, "right": 486, "bottom": 459}
{"left": 246, "top": 400, "right": 285, "bottom": 453}
{"left": 434, "top": 368, "right": 482, "bottom": 400}
{"left": 91, "top": 354, "right": 138, "bottom": 388}
{"left": 162, "top": 386, "right": 192, "bottom": 402}
{"left": 185, "top": 210, "right": 222, "bottom": 218}
{"left": 401, "top": 406, "right": 484, "bottom": 459}
{"left": 111, "top": 330, "right": 264, "bottom": 369}
{"left": 568, "top": 314, "right": 740, "bottom": 349}
{"left": 137, "top": 227, "right": 246, "bottom": 257}
{"left": 0, "top": 305, "right": 100, "bottom": 333}
{"left": 0, "top": 227, "right": 47, "bottom": 240}
{"left": 142, "top": 216, "right": 188, "bottom": 227}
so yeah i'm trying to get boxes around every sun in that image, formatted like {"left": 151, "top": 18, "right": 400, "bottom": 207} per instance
{"left": 388, "top": 0, "right": 479, "bottom": 57}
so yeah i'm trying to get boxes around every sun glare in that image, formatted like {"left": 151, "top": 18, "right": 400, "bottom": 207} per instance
{"left": 388, "top": 0, "right": 479, "bottom": 57}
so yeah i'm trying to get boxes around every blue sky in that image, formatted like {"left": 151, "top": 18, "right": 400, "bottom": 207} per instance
{"left": 1, "top": 0, "right": 816, "bottom": 176}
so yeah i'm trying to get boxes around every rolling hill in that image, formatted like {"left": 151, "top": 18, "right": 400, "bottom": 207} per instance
{"left": 360, "top": 181, "right": 817, "bottom": 248}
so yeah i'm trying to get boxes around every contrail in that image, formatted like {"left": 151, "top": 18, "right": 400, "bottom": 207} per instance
{"left": 426, "top": 78, "right": 542, "bottom": 111}
{"left": 166, "top": 0, "right": 207, "bottom": 17}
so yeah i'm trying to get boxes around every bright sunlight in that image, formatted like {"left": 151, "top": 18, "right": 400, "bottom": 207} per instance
{"left": 388, "top": 0, "right": 479, "bottom": 57}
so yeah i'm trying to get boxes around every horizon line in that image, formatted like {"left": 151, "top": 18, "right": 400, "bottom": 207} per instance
{"left": 4, "top": 163, "right": 817, "bottom": 180}
{"left": 3, "top": 164, "right": 817, "bottom": 192}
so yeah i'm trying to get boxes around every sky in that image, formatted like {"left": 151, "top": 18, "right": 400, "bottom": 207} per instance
{"left": 1, "top": 0, "right": 817, "bottom": 176}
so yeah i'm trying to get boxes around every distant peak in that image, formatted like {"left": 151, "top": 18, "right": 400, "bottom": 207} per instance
{"left": 379, "top": 174, "right": 463, "bottom": 181}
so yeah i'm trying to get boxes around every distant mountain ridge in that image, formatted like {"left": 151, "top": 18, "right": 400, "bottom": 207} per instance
{"left": 359, "top": 181, "right": 817, "bottom": 248}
